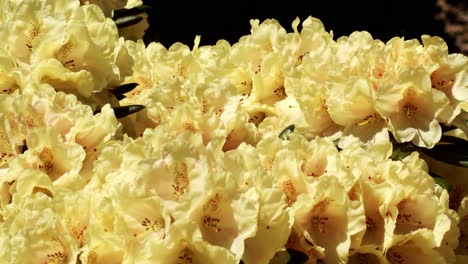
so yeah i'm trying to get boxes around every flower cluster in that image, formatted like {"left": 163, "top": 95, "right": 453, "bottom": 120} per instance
{"left": 0, "top": 0, "right": 467, "bottom": 263}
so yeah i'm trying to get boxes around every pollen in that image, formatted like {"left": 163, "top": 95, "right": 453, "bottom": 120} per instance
{"left": 0, "top": 132, "right": 14, "bottom": 165}
{"left": 176, "top": 63, "right": 185, "bottom": 78}
{"left": 397, "top": 213, "right": 412, "bottom": 223}
{"left": 87, "top": 251, "right": 97, "bottom": 264}
{"left": 46, "top": 251, "right": 67, "bottom": 264}
{"left": 141, "top": 217, "right": 161, "bottom": 232}
{"left": 262, "top": 155, "right": 275, "bottom": 170}
{"left": 311, "top": 215, "right": 329, "bottom": 233}
{"left": 355, "top": 113, "right": 380, "bottom": 126}
{"left": 387, "top": 250, "right": 405, "bottom": 264}
{"left": 317, "top": 98, "right": 328, "bottom": 111}
{"left": 248, "top": 111, "right": 266, "bottom": 126}
{"left": 314, "top": 198, "right": 332, "bottom": 213}
{"left": 38, "top": 147, "right": 54, "bottom": 175}
{"left": 430, "top": 70, "right": 455, "bottom": 90}
{"left": 281, "top": 180, "right": 297, "bottom": 207}
{"left": 397, "top": 197, "right": 411, "bottom": 210}
{"left": 204, "top": 193, "right": 222, "bottom": 211}
{"left": 136, "top": 75, "right": 152, "bottom": 89}
{"left": 183, "top": 121, "right": 196, "bottom": 132}
{"left": 273, "top": 86, "right": 287, "bottom": 99}
{"left": 366, "top": 216, "right": 377, "bottom": 231}
{"left": 25, "top": 115, "right": 39, "bottom": 129}
{"left": 202, "top": 215, "right": 221, "bottom": 232}
{"left": 200, "top": 97, "right": 209, "bottom": 114}
{"left": 402, "top": 103, "right": 417, "bottom": 119}
{"left": 254, "top": 64, "right": 261, "bottom": 74}
{"left": 171, "top": 162, "right": 189, "bottom": 198}
{"left": 45, "top": 236, "right": 68, "bottom": 264}
{"left": 55, "top": 42, "right": 75, "bottom": 69}
{"left": 26, "top": 23, "right": 40, "bottom": 51}
{"left": 66, "top": 218, "right": 87, "bottom": 246}
{"left": 177, "top": 247, "right": 193, "bottom": 264}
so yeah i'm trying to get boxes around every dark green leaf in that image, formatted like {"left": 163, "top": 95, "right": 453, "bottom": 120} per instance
{"left": 286, "top": 249, "right": 308, "bottom": 264}
{"left": 94, "top": 105, "right": 145, "bottom": 119}
{"left": 439, "top": 135, "right": 468, "bottom": 146}
{"left": 110, "top": 83, "right": 139, "bottom": 100}
{"left": 391, "top": 142, "right": 417, "bottom": 161}
{"left": 114, "top": 15, "right": 143, "bottom": 28}
{"left": 278, "top": 124, "right": 295, "bottom": 140}
{"left": 429, "top": 172, "right": 453, "bottom": 192}
{"left": 417, "top": 142, "right": 468, "bottom": 168}
{"left": 441, "top": 124, "right": 457, "bottom": 133}
{"left": 113, "top": 5, "right": 152, "bottom": 19}
{"left": 113, "top": 105, "right": 146, "bottom": 119}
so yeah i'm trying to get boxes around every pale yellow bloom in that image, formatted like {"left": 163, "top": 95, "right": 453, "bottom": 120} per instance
{"left": 242, "top": 186, "right": 294, "bottom": 264}
{"left": 455, "top": 196, "right": 468, "bottom": 257}
{"left": 66, "top": 104, "right": 121, "bottom": 176}
{"left": 5, "top": 127, "right": 86, "bottom": 188}
{"left": 0, "top": 192, "right": 79, "bottom": 263}
{"left": 113, "top": 196, "right": 171, "bottom": 244}
{"left": 285, "top": 47, "right": 342, "bottom": 137}
{"left": 348, "top": 245, "right": 388, "bottom": 264}
{"left": 385, "top": 229, "right": 447, "bottom": 263}
{"left": 328, "top": 78, "right": 389, "bottom": 144}
{"left": 0, "top": 0, "right": 133, "bottom": 97}
{"left": 174, "top": 184, "right": 259, "bottom": 260}
{"left": 0, "top": 114, "right": 16, "bottom": 167}
{"left": 0, "top": 50, "right": 21, "bottom": 95}
{"left": 231, "top": 18, "right": 287, "bottom": 75}
{"left": 375, "top": 67, "right": 452, "bottom": 148}
{"left": 293, "top": 176, "right": 364, "bottom": 263}
{"left": 282, "top": 16, "right": 334, "bottom": 68}
{"left": 422, "top": 35, "right": 468, "bottom": 117}
{"left": 126, "top": 220, "right": 238, "bottom": 263}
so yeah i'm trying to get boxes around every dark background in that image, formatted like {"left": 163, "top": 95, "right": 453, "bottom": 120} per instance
{"left": 142, "top": 0, "right": 461, "bottom": 54}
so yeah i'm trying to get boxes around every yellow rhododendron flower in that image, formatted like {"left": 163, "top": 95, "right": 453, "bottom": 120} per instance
{"left": 0, "top": 50, "right": 21, "bottom": 95}
{"left": 293, "top": 176, "right": 365, "bottom": 263}
{"left": 0, "top": 193, "right": 79, "bottom": 263}
{"left": 0, "top": 115, "right": 16, "bottom": 167}
{"left": 328, "top": 78, "right": 389, "bottom": 144}
{"left": 456, "top": 196, "right": 468, "bottom": 257}
{"left": 126, "top": 220, "right": 238, "bottom": 263}
{"left": 242, "top": 185, "right": 294, "bottom": 264}
{"left": 174, "top": 174, "right": 259, "bottom": 260}
{"left": 285, "top": 50, "right": 342, "bottom": 137}
{"left": 385, "top": 229, "right": 448, "bottom": 263}
{"left": 113, "top": 196, "right": 171, "bottom": 245}
{"left": 375, "top": 67, "right": 452, "bottom": 148}
{"left": 0, "top": 2, "right": 465, "bottom": 263}
{"left": 223, "top": 142, "right": 293, "bottom": 263}
{"left": 5, "top": 127, "right": 86, "bottom": 188}
{"left": 422, "top": 35, "right": 468, "bottom": 116}
{"left": 282, "top": 16, "right": 334, "bottom": 69}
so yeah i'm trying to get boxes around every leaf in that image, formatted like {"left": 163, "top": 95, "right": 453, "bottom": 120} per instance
{"left": 416, "top": 139, "right": 468, "bottom": 168}
{"left": 441, "top": 123, "right": 457, "bottom": 133}
{"left": 391, "top": 142, "right": 417, "bottom": 161}
{"left": 113, "top": 105, "right": 146, "bottom": 119}
{"left": 429, "top": 171, "right": 453, "bottom": 192}
{"left": 278, "top": 124, "right": 295, "bottom": 140}
{"left": 113, "top": 5, "right": 152, "bottom": 19}
{"left": 114, "top": 15, "right": 143, "bottom": 29}
{"left": 109, "top": 83, "right": 139, "bottom": 100}
{"left": 94, "top": 105, "right": 146, "bottom": 119}
{"left": 439, "top": 135, "right": 468, "bottom": 146}
{"left": 286, "top": 249, "right": 308, "bottom": 264}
